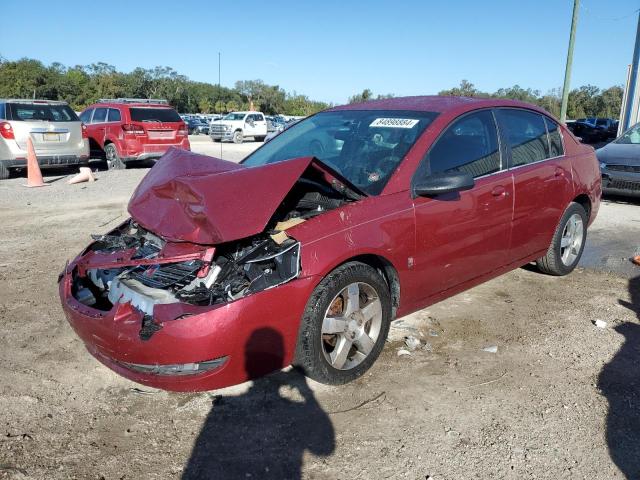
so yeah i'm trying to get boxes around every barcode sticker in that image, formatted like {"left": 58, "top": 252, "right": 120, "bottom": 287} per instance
{"left": 370, "top": 118, "right": 419, "bottom": 128}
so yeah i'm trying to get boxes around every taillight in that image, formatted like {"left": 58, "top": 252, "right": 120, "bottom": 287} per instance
{"left": 81, "top": 123, "right": 89, "bottom": 139}
{"left": 122, "top": 124, "right": 145, "bottom": 135}
{"left": 178, "top": 123, "right": 188, "bottom": 136}
{"left": 0, "top": 122, "right": 14, "bottom": 140}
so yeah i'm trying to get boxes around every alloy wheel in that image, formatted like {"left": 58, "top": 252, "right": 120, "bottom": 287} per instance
{"left": 321, "top": 282, "right": 383, "bottom": 370}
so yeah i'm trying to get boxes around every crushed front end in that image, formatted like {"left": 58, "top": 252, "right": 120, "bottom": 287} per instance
{"left": 59, "top": 220, "right": 312, "bottom": 391}
{"left": 58, "top": 151, "right": 361, "bottom": 391}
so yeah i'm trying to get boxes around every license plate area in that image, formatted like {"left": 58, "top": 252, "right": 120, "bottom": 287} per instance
{"left": 43, "top": 132, "right": 61, "bottom": 142}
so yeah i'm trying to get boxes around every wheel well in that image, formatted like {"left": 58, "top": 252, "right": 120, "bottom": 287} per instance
{"left": 341, "top": 254, "right": 400, "bottom": 319}
{"left": 573, "top": 194, "right": 591, "bottom": 218}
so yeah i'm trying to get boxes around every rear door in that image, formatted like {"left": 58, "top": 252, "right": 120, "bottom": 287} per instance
{"left": 106, "top": 108, "right": 122, "bottom": 141}
{"left": 495, "top": 109, "right": 573, "bottom": 263}
{"left": 412, "top": 109, "right": 514, "bottom": 299}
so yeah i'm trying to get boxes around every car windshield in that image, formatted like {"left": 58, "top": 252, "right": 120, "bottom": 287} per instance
{"left": 223, "top": 113, "right": 246, "bottom": 121}
{"left": 129, "top": 108, "right": 181, "bottom": 123}
{"left": 615, "top": 123, "right": 640, "bottom": 144}
{"left": 6, "top": 103, "right": 78, "bottom": 122}
{"left": 242, "top": 109, "right": 438, "bottom": 195}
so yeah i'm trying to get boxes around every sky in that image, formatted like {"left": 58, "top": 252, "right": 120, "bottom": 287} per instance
{"left": 1, "top": 0, "right": 639, "bottom": 104}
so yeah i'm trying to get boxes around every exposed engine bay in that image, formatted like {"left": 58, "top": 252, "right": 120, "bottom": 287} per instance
{"left": 69, "top": 165, "right": 357, "bottom": 340}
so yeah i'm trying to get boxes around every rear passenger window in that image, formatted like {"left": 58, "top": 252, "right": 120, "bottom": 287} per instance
{"left": 497, "top": 109, "right": 549, "bottom": 167}
{"left": 544, "top": 117, "right": 564, "bottom": 157}
{"left": 92, "top": 108, "right": 107, "bottom": 123}
{"left": 108, "top": 108, "right": 121, "bottom": 122}
{"left": 424, "top": 110, "right": 501, "bottom": 178}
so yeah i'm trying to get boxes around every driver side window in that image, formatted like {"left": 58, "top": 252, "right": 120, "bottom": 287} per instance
{"left": 423, "top": 110, "right": 501, "bottom": 179}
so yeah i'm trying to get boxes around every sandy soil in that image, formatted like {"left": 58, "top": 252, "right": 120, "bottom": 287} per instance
{"left": 1, "top": 139, "right": 639, "bottom": 480}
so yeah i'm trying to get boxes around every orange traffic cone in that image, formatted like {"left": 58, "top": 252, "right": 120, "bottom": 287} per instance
{"left": 67, "top": 167, "right": 95, "bottom": 185}
{"left": 23, "top": 137, "right": 48, "bottom": 188}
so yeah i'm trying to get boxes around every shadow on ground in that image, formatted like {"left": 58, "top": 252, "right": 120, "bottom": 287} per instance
{"left": 598, "top": 275, "right": 640, "bottom": 479}
{"left": 182, "top": 328, "right": 335, "bottom": 480}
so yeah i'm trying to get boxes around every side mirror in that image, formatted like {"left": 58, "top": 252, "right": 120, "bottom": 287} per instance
{"left": 413, "top": 171, "right": 475, "bottom": 197}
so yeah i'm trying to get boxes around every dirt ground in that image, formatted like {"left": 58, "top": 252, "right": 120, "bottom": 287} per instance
{"left": 1, "top": 138, "right": 639, "bottom": 480}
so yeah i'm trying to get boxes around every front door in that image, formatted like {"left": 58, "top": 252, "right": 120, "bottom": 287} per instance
{"left": 412, "top": 109, "right": 514, "bottom": 300}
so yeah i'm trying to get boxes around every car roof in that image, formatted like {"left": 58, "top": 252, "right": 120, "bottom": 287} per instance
{"left": 90, "top": 102, "right": 172, "bottom": 108}
{"left": 0, "top": 99, "right": 69, "bottom": 105}
{"left": 329, "top": 95, "right": 552, "bottom": 117}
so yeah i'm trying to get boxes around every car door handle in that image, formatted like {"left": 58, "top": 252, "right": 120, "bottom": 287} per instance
{"left": 491, "top": 185, "right": 508, "bottom": 197}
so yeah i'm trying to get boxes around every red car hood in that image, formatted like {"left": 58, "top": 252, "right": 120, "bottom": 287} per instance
{"left": 128, "top": 148, "right": 314, "bottom": 245}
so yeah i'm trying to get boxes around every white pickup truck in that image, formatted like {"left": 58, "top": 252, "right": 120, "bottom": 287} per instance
{"left": 209, "top": 111, "right": 268, "bottom": 144}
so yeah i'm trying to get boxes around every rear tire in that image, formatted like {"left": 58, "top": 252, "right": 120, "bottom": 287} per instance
{"left": 294, "top": 262, "right": 392, "bottom": 385}
{"left": 536, "top": 202, "right": 588, "bottom": 276}
{"left": 104, "top": 144, "right": 126, "bottom": 170}
{"left": 0, "top": 162, "right": 9, "bottom": 180}
{"left": 233, "top": 131, "right": 244, "bottom": 144}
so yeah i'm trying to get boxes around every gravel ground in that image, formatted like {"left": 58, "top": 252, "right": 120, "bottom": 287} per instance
{"left": 1, "top": 139, "right": 639, "bottom": 479}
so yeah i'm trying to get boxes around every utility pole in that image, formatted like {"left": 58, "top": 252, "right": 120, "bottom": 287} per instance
{"left": 622, "top": 11, "right": 640, "bottom": 131}
{"left": 560, "top": 0, "right": 580, "bottom": 124}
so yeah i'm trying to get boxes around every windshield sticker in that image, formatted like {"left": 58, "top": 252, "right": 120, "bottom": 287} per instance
{"left": 370, "top": 118, "right": 419, "bottom": 129}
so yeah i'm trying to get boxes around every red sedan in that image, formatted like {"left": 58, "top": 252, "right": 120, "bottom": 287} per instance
{"left": 58, "top": 96, "right": 601, "bottom": 392}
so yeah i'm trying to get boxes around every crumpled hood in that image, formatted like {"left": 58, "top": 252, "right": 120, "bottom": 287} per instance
{"left": 128, "top": 148, "right": 314, "bottom": 245}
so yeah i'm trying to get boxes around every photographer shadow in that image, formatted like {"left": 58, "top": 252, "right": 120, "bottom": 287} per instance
{"left": 598, "top": 275, "right": 640, "bottom": 479}
{"left": 182, "top": 327, "right": 335, "bottom": 480}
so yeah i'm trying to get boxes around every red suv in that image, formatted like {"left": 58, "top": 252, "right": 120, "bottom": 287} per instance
{"left": 79, "top": 99, "right": 190, "bottom": 169}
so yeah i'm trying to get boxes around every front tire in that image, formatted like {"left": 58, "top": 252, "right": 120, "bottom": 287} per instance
{"left": 104, "top": 144, "right": 126, "bottom": 170}
{"left": 536, "top": 202, "right": 588, "bottom": 276}
{"left": 294, "top": 262, "right": 392, "bottom": 385}
{"left": 232, "top": 131, "right": 244, "bottom": 144}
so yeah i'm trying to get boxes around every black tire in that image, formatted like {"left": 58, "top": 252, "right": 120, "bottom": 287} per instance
{"left": 0, "top": 162, "right": 9, "bottom": 180}
{"left": 104, "top": 143, "right": 126, "bottom": 170}
{"left": 254, "top": 136, "right": 266, "bottom": 142}
{"left": 294, "top": 262, "right": 392, "bottom": 385}
{"left": 536, "top": 202, "right": 588, "bottom": 276}
{"left": 232, "top": 130, "right": 244, "bottom": 144}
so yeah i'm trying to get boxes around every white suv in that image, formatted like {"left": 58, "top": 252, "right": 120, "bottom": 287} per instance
{"left": 209, "top": 111, "right": 268, "bottom": 144}
{"left": 0, "top": 99, "right": 89, "bottom": 179}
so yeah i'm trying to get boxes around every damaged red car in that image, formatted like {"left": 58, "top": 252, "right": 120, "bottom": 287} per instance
{"left": 58, "top": 96, "right": 601, "bottom": 392}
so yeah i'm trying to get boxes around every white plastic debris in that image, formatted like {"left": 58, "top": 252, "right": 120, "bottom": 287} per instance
{"left": 593, "top": 319, "right": 608, "bottom": 329}
{"left": 482, "top": 345, "right": 498, "bottom": 353}
{"left": 404, "top": 335, "right": 422, "bottom": 351}
{"left": 397, "top": 349, "right": 412, "bottom": 357}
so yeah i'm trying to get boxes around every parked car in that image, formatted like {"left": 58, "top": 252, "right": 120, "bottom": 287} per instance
{"left": 566, "top": 120, "right": 606, "bottom": 144}
{"left": 0, "top": 99, "right": 89, "bottom": 179}
{"left": 59, "top": 96, "right": 600, "bottom": 392}
{"left": 79, "top": 98, "right": 190, "bottom": 170}
{"left": 597, "top": 121, "right": 640, "bottom": 197}
{"left": 185, "top": 118, "right": 210, "bottom": 135}
{"left": 209, "top": 111, "right": 268, "bottom": 143}
{"left": 576, "top": 117, "right": 618, "bottom": 139}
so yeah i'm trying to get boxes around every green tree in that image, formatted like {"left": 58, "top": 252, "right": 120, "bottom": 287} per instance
{"left": 438, "top": 79, "right": 487, "bottom": 97}
{"left": 226, "top": 100, "right": 239, "bottom": 112}
{"left": 214, "top": 100, "right": 226, "bottom": 113}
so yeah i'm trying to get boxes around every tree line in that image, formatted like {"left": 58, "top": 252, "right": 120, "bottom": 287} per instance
{"left": 350, "top": 80, "right": 624, "bottom": 120}
{"left": 0, "top": 57, "right": 331, "bottom": 116}
{"left": 0, "top": 57, "right": 624, "bottom": 120}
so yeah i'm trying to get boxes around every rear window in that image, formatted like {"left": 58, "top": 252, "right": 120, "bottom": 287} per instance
{"left": 129, "top": 108, "right": 181, "bottom": 123}
{"left": 496, "top": 109, "right": 549, "bottom": 167}
{"left": 6, "top": 103, "right": 79, "bottom": 122}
